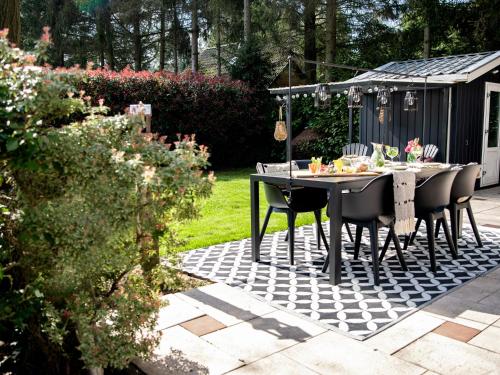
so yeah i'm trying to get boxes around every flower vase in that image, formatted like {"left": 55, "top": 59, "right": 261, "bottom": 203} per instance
{"left": 407, "top": 152, "right": 417, "bottom": 163}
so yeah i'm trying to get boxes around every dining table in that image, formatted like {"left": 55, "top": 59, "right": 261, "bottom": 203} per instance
{"left": 250, "top": 163, "right": 454, "bottom": 286}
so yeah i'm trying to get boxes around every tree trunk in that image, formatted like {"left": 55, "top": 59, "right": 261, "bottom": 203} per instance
{"left": 243, "top": 0, "right": 251, "bottom": 42}
{"left": 159, "top": 0, "right": 166, "bottom": 70}
{"left": 133, "top": 13, "right": 142, "bottom": 71}
{"left": 96, "top": 8, "right": 106, "bottom": 67}
{"left": 303, "top": 0, "right": 317, "bottom": 82}
{"left": 325, "top": 0, "right": 336, "bottom": 81}
{"left": 423, "top": 24, "right": 430, "bottom": 58}
{"left": 216, "top": 5, "right": 222, "bottom": 76}
{"left": 103, "top": 5, "right": 115, "bottom": 70}
{"left": 191, "top": 0, "right": 199, "bottom": 73}
{"left": 172, "top": 0, "right": 179, "bottom": 73}
{"left": 0, "top": 0, "right": 21, "bottom": 46}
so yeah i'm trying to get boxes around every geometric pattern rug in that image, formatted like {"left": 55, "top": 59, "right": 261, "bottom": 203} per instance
{"left": 181, "top": 223, "right": 500, "bottom": 340}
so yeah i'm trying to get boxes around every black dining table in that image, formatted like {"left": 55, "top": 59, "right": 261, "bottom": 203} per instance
{"left": 249, "top": 166, "right": 454, "bottom": 286}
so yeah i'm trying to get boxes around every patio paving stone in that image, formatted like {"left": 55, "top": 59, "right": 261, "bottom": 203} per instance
{"left": 478, "top": 290, "right": 500, "bottom": 309}
{"left": 394, "top": 332, "right": 500, "bottom": 375}
{"left": 180, "top": 315, "right": 226, "bottom": 336}
{"left": 468, "top": 326, "right": 500, "bottom": 354}
{"left": 224, "top": 353, "right": 320, "bottom": 375}
{"left": 155, "top": 294, "right": 204, "bottom": 331}
{"left": 432, "top": 321, "right": 481, "bottom": 342}
{"left": 364, "top": 311, "right": 444, "bottom": 354}
{"left": 177, "top": 282, "right": 276, "bottom": 327}
{"left": 281, "top": 331, "right": 426, "bottom": 375}
{"left": 135, "top": 325, "right": 243, "bottom": 375}
{"left": 493, "top": 318, "right": 500, "bottom": 328}
{"left": 201, "top": 309, "right": 326, "bottom": 363}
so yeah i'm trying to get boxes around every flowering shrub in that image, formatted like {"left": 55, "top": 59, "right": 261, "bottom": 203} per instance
{"left": 0, "top": 29, "right": 213, "bottom": 372}
{"left": 77, "top": 67, "right": 274, "bottom": 168}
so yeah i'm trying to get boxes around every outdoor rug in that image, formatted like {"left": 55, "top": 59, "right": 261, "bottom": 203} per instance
{"left": 181, "top": 223, "right": 500, "bottom": 340}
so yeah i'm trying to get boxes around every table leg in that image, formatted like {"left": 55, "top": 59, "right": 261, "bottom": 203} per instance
{"left": 328, "top": 185, "right": 342, "bottom": 285}
{"left": 251, "top": 178, "right": 260, "bottom": 262}
{"left": 458, "top": 209, "right": 463, "bottom": 238}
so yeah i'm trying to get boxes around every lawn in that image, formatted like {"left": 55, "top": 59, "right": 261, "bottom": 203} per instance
{"left": 176, "top": 168, "right": 326, "bottom": 251}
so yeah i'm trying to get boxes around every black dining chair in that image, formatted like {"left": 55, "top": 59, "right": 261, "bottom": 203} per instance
{"left": 404, "top": 169, "right": 460, "bottom": 271}
{"left": 434, "top": 163, "right": 482, "bottom": 248}
{"left": 342, "top": 143, "right": 369, "bottom": 157}
{"left": 256, "top": 162, "right": 329, "bottom": 265}
{"left": 322, "top": 174, "right": 408, "bottom": 285}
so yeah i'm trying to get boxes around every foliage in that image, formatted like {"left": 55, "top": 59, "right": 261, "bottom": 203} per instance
{"left": 0, "top": 29, "right": 213, "bottom": 372}
{"left": 77, "top": 67, "right": 275, "bottom": 168}
{"left": 290, "top": 95, "right": 353, "bottom": 162}
{"left": 226, "top": 38, "right": 274, "bottom": 90}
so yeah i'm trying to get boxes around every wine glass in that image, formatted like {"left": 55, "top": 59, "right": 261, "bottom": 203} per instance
{"left": 385, "top": 146, "right": 399, "bottom": 163}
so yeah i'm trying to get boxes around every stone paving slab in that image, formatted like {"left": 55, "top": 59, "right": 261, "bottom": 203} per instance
{"left": 177, "top": 282, "right": 276, "bottom": 327}
{"left": 468, "top": 325, "right": 500, "bottom": 354}
{"left": 364, "top": 311, "right": 444, "bottom": 355}
{"left": 155, "top": 294, "right": 204, "bottom": 331}
{"left": 202, "top": 309, "right": 326, "bottom": 363}
{"left": 281, "top": 331, "right": 426, "bottom": 375}
{"left": 135, "top": 325, "right": 244, "bottom": 375}
{"left": 394, "top": 332, "right": 500, "bottom": 375}
{"left": 225, "top": 353, "right": 320, "bottom": 375}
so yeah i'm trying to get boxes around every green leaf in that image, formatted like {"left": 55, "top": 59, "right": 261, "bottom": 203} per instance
{"left": 6, "top": 139, "right": 19, "bottom": 152}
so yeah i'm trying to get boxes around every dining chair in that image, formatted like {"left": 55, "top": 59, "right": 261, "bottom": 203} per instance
{"left": 403, "top": 169, "right": 459, "bottom": 272}
{"left": 256, "top": 162, "right": 329, "bottom": 265}
{"left": 421, "top": 144, "right": 439, "bottom": 162}
{"left": 342, "top": 143, "right": 368, "bottom": 157}
{"left": 434, "top": 163, "right": 482, "bottom": 248}
{"left": 322, "top": 174, "right": 408, "bottom": 285}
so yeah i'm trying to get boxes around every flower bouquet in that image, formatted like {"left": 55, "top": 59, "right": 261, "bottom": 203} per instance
{"left": 405, "top": 138, "right": 423, "bottom": 163}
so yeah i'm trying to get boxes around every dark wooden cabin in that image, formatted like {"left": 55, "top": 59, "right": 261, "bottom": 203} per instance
{"left": 270, "top": 51, "right": 500, "bottom": 187}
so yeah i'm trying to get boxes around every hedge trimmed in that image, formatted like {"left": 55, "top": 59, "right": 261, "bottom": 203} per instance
{"left": 78, "top": 68, "right": 274, "bottom": 168}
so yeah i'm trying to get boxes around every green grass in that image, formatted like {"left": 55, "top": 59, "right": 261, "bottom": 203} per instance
{"left": 176, "top": 168, "right": 325, "bottom": 251}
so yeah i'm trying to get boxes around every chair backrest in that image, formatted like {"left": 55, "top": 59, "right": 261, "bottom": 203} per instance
{"left": 294, "top": 159, "right": 311, "bottom": 169}
{"left": 450, "top": 163, "right": 480, "bottom": 203}
{"left": 342, "top": 174, "right": 394, "bottom": 221}
{"left": 256, "top": 161, "right": 299, "bottom": 174}
{"left": 414, "top": 169, "right": 459, "bottom": 212}
{"left": 423, "top": 144, "right": 439, "bottom": 160}
{"left": 256, "top": 162, "right": 293, "bottom": 209}
{"left": 342, "top": 143, "right": 368, "bottom": 157}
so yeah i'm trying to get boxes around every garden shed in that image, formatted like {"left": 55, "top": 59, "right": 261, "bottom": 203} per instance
{"left": 269, "top": 51, "right": 500, "bottom": 187}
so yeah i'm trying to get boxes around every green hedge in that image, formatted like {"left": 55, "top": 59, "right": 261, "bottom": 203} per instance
{"left": 78, "top": 69, "right": 275, "bottom": 168}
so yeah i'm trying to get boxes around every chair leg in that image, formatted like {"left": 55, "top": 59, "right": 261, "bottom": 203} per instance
{"left": 424, "top": 215, "right": 437, "bottom": 272}
{"left": 345, "top": 223, "right": 354, "bottom": 242}
{"left": 379, "top": 230, "right": 392, "bottom": 262}
{"left": 450, "top": 204, "right": 458, "bottom": 250}
{"left": 314, "top": 210, "right": 322, "bottom": 250}
{"left": 434, "top": 219, "right": 441, "bottom": 238}
{"left": 368, "top": 222, "right": 380, "bottom": 286}
{"left": 389, "top": 223, "right": 408, "bottom": 271}
{"left": 409, "top": 218, "right": 422, "bottom": 246}
{"left": 354, "top": 226, "right": 363, "bottom": 260}
{"left": 403, "top": 235, "right": 410, "bottom": 250}
{"left": 259, "top": 206, "right": 273, "bottom": 243}
{"left": 466, "top": 203, "right": 483, "bottom": 247}
{"left": 287, "top": 211, "right": 296, "bottom": 265}
{"left": 441, "top": 213, "right": 458, "bottom": 259}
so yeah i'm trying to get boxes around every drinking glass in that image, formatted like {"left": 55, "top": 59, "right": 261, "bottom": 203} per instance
{"left": 385, "top": 146, "right": 399, "bottom": 162}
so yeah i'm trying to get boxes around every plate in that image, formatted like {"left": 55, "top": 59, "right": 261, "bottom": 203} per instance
{"left": 392, "top": 165, "right": 408, "bottom": 170}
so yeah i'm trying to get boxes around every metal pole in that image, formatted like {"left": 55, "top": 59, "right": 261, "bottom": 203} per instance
{"left": 287, "top": 56, "right": 293, "bottom": 179}
{"left": 348, "top": 107, "right": 353, "bottom": 143}
{"left": 423, "top": 76, "right": 428, "bottom": 145}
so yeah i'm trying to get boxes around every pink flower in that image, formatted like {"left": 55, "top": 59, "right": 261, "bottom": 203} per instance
{"left": 405, "top": 145, "right": 411, "bottom": 153}
{"left": 0, "top": 29, "right": 9, "bottom": 39}
{"left": 98, "top": 98, "right": 104, "bottom": 106}
{"left": 41, "top": 26, "right": 51, "bottom": 43}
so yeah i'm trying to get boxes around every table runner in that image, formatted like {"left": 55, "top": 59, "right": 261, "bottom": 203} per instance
{"left": 392, "top": 171, "right": 416, "bottom": 235}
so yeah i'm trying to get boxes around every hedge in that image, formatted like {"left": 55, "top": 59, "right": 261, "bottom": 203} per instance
{"left": 78, "top": 68, "right": 275, "bottom": 168}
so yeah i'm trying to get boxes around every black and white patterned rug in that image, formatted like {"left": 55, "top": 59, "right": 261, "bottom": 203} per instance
{"left": 181, "top": 223, "right": 500, "bottom": 340}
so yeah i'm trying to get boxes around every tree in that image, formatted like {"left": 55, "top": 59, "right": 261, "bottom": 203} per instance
{"left": 191, "top": 0, "right": 199, "bottom": 72}
{"left": 324, "top": 0, "right": 337, "bottom": 81}
{"left": 0, "top": 0, "right": 21, "bottom": 45}
{"left": 303, "top": 0, "right": 317, "bottom": 82}
{"left": 244, "top": 0, "right": 251, "bottom": 41}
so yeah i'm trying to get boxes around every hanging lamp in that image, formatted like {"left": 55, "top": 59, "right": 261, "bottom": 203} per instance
{"left": 314, "top": 84, "right": 331, "bottom": 108}
{"left": 403, "top": 90, "right": 418, "bottom": 111}
{"left": 376, "top": 86, "right": 391, "bottom": 109}
{"left": 347, "top": 85, "right": 363, "bottom": 108}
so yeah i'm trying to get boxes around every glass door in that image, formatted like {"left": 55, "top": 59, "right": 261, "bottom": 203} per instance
{"left": 482, "top": 83, "right": 500, "bottom": 186}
